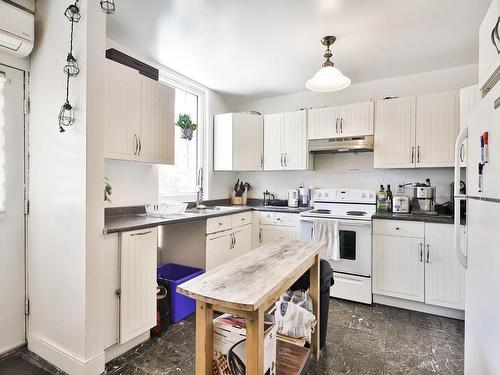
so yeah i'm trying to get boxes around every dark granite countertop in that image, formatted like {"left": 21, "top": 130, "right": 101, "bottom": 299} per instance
{"left": 372, "top": 211, "right": 455, "bottom": 224}
{"left": 104, "top": 202, "right": 311, "bottom": 234}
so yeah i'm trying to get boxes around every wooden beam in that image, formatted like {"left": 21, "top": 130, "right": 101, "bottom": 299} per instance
{"left": 246, "top": 308, "right": 265, "bottom": 375}
{"left": 195, "top": 302, "right": 213, "bottom": 375}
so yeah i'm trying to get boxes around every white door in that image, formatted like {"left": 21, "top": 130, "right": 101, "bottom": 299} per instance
{"left": 372, "top": 234, "right": 425, "bottom": 302}
{"left": 0, "top": 65, "right": 26, "bottom": 354}
{"left": 140, "top": 78, "right": 175, "bottom": 164}
{"left": 424, "top": 223, "right": 465, "bottom": 309}
{"left": 307, "top": 106, "right": 338, "bottom": 140}
{"left": 416, "top": 91, "right": 459, "bottom": 167}
{"left": 337, "top": 101, "right": 374, "bottom": 137}
{"left": 259, "top": 226, "right": 300, "bottom": 245}
{"left": 233, "top": 114, "right": 264, "bottom": 171}
{"left": 119, "top": 228, "right": 158, "bottom": 344}
{"left": 232, "top": 225, "right": 252, "bottom": 258}
{"left": 263, "top": 113, "right": 283, "bottom": 170}
{"left": 374, "top": 97, "right": 416, "bottom": 168}
{"left": 104, "top": 60, "right": 141, "bottom": 160}
{"left": 206, "top": 231, "right": 231, "bottom": 270}
{"left": 282, "top": 111, "right": 307, "bottom": 170}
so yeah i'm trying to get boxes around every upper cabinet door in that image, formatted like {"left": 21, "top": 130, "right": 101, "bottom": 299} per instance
{"left": 308, "top": 106, "right": 338, "bottom": 139}
{"left": 264, "top": 113, "right": 284, "bottom": 170}
{"left": 374, "top": 97, "right": 416, "bottom": 168}
{"left": 105, "top": 60, "right": 141, "bottom": 160}
{"left": 337, "top": 101, "right": 374, "bottom": 137}
{"left": 139, "top": 78, "right": 176, "bottom": 164}
{"left": 479, "top": 0, "right": 500, "bottom": 94}
{"left": 233, "top": 114, "right": 264, "bottom": 171}
{"left": 416, "top": 91, "right": 459, "bottom": 168}
{"left": 213, "top": 113, "right": 234, "bottom": 171}
{"left": 282, "top": 111, "right": 308, "bottom": 170}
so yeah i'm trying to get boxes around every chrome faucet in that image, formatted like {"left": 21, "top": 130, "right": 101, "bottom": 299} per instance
{"left": 196, "top": 167, "right": 204, "bottom": 207}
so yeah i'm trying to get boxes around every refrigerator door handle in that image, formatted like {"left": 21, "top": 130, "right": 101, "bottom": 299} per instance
{"left": 454, "top": 126, "right": 468, "bottom": 269}
{"left": 454, "top": 126, "right": 468, "bottom": 195}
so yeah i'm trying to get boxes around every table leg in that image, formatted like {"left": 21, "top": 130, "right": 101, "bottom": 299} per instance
{"left": 246, "top": 308, "right": 264, "bottom": 375}
{"left": 310, "top": 254, "right": 320, "bottom": 360}
{"left": 195, "top": 301, "right": 213, "bottom": 375}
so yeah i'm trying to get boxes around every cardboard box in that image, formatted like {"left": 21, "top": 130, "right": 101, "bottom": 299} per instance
{"left": 213, "top": 314, "right": 277, "bottom": 375}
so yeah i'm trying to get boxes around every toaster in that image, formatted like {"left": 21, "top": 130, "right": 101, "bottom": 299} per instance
{"left": 392, "top": 194, "right": 410, "bottom": 214}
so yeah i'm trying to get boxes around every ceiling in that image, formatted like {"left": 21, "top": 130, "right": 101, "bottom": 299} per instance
{"left": 107, "top": 0, "right": 490, "bottom": 101}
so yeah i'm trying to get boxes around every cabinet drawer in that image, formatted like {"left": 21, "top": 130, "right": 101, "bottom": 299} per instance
{"left": 206, "top": 215, "right": 232, "bottom": 234}
{"left": 259, "top": 212, "right": 300, "bottom": 227}
{"left": 232, "top": 211, "right": 252, "bottom": 228}
{"left": 373, "top": 219, "right": 424, "bottom": 238}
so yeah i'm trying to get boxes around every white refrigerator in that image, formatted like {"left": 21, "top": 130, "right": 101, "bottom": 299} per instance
{"left": 455, "top": 83, "right": 500, "bottom": 375}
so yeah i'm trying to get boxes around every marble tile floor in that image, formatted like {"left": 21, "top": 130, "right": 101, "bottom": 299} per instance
{"left": 0, "top": 299, "right": 464, "bottom": 375}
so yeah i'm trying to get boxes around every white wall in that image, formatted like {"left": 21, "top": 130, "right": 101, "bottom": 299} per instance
{"left": 224, "top": 64, "right": 477, "bottom": 202}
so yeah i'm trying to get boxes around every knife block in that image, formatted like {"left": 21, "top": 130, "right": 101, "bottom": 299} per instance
{"left": 231, "top": 191, "right": 247, "bottom": 205}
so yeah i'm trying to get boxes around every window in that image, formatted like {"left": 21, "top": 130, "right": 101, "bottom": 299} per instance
{"left": 158, "top": 79, "right": 205, "bottom": 202}
{"left": 0, "top": 72, "right": 5, "bottom": 212}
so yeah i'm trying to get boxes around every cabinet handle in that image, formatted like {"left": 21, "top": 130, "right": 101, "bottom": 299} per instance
{"left": 411, "top": 146, "right": 415, "bottom": 163}
{"left": 280, "top": 153, "right": 284, "bottom": 167}
{"left": 460, "top": 144, "right": 464, "bottom": 162}
{"left": 335, "top": 118, "right": 339, "bottom": 133}
{"left": 395, "top": 227, "right": 400, "bottom": 230}
{"left": 134, "top": 134, "right": 138, "bottom": 155}
{"left": 417, "top": 146, "right": 421, "bottom": 163}
{"left": 426, "top": 244, "right": 430, "bottom": 263}
{"left": 491, "top": 17, "right": 500, "bottom": 54}
{"left": 310, "top": 227, "right": 314, "bottom": 239}
{"left": 138, "top": 136, "right": 142, "bottom": 155}
{"left": 284, "top": 153, "right": 288, "bottom": 167}
{"left": 260, "top": 154, "right": 264, "bottom": 168}
{"left": 340, "top": 118, "right": 343, "bottom": 133}
{"left": 233, "top": 233, "right": 237, "bottom": 248}
{"left": 131, "top": 230, "right": 152, "bottom": 237}
{"left": 259, "top": 228, "right": 262, "bottom": 243}
{"left": 420, "top": 243, "right": 423, "bottom": 262}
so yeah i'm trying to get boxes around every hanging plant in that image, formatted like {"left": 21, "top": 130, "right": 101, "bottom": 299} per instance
{"left": 59, "top": 0, "right": 81, "bottom": 133}
{"left": 176, "top": 113, "right": 198, "bottom": 141}
{"left": 104, "top": 177, "right": 112, "bottom": 202}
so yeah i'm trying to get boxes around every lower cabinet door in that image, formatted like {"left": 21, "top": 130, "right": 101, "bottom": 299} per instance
{"left": 119, "top": 228, "right": 158, "bottom": 344}
{"left": 424, "top": 223, "right": 465, "bottom": 309}
{"left": 232, "top": 225, "right": 252, "bottom": 258}
{"left": 206, "top": 232, "right": 232, "bottom": 271}
{"left": 259, "top": 225, "right": 300, "bottom": 245}
{"left": 373, "top": 234, "right": 425, "bottom": 302}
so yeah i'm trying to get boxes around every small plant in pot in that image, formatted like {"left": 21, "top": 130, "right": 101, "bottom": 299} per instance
{"left": 176, "top": 113, "right": 198, "bottom": 141}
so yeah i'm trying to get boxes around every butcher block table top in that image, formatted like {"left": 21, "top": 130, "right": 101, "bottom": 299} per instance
{"left": 177, "top": 240, "right": 324, "bottom": 312}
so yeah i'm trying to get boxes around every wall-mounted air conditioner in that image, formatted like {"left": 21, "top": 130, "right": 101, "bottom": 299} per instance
{"left": 0, "top": 1, "right": 34, "bottom": 57}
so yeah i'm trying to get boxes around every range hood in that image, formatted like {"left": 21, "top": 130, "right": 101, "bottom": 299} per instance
{"left": 309, "top": 135, "right": 374, "bottom": 154}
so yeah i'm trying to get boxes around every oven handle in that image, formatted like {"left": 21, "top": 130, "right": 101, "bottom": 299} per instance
{"left": 300, "top": 218, "right": 372, "bottom": 227}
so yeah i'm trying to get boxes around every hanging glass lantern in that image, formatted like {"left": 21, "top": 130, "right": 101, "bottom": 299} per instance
{"left": 100, "top": 0, "right": 116, "bottom": 14}
{"left": 63, "top": 54, "right": 80, "bottom": 77}
{"left": 64, "top": 4, "right": 81, "bottom": 23}
{"left": 58, "top": 101, "right": 75, "bottom": 132}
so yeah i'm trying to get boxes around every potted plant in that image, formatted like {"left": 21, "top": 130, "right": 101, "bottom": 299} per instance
{"left": 104, "top": 177, "right": 112, "bottom": 203}
{"left": 176, "top": 113, "right": 198, "bottom": 141}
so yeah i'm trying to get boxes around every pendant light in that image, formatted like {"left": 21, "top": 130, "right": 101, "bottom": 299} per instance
{"left": 306, "top": 36, "right": 351, "bottom": 92}
{"left": 100, "top": 0, "right": 116, "bottom": 14}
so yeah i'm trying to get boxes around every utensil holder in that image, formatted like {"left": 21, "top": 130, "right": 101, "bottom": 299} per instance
{"left": 231, "top": 191, "right": 247, "bottom": 205}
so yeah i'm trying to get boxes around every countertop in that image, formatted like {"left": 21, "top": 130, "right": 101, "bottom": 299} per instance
{"left": 372, "top": 211, "right": 455, "bottom": 224}
{"left": 104, "top": 203, "right": 312, "bottom": 234}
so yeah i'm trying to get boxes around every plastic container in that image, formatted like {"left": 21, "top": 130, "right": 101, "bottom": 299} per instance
{"left": 163, "top": 201, "right": 188, "bottom": 215}
{"left": 157, "top": 263, "right": 204, "bottom": 323}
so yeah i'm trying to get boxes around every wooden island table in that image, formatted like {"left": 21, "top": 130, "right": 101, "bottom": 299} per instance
{"left": 177, "top": 240, "right": 325, "bottom": 375}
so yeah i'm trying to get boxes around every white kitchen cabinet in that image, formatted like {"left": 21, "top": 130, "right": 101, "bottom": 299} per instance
{"left": 214, "top": 113, "right": 264, "bottom": 171}
{"left": 424, "top": 223, "right": 465, "bottom": 310}
{"left": 263, "top": 113, "right": 284, "bottom": 170}
{"left": 232, "top": 225, "right": 252, "bottom": 258}
{"left": 264, "top": 111, "right": 308, "bottom": 170}
{"left": 206, "top": 231, "right": 232, "bottom": 270}
{"left": 105, "top": 59, "right": 141, "bottom": 160}
{"left": 459, "top": 85, "right": 480, "bottom": 167}
{"left": 140, "top": 76, "right": 175, "bottom": 164}
{"left": 416, "top": 91, "right": 459, "bottom": 168}
{"left": 259, "top": 225, "right": 300, "bottom": 244}
{"left": 104, "top": 59, "right": 175, "bottom": 164}
{"left": 372, "top": 234, "right": 425, "bottom": 302}
{"left": 307, "top": 101, "right": 373, "bottom": 140}
{"left": 479, "top": 0, "right": 500, "bottom": 96}
{"left": 119, "top": 228, "right": 158, "bottom": 344}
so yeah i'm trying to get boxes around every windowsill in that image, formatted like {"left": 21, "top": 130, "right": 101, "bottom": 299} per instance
{"left": 159, "top": 193, "right": 197, "bottom": 203}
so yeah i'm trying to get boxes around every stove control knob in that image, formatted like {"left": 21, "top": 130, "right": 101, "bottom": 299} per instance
{"left": 361, "top": 193, "right": 366, "bottom": 198}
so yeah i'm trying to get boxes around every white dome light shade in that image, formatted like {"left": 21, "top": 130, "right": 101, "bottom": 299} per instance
{"left": 306, "top": 66, "right": 351, "bottom": 92}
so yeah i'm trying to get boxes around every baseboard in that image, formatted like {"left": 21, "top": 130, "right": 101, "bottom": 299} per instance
{"left": 27, "top": 332, "right": 105, "bottom": 375}
{"left": 104, "top": 331, "right": 149, "bottom": 363}
{"left": 373, "top": 294, "right": 465, "bottom": 320}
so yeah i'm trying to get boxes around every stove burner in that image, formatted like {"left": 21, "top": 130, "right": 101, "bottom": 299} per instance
{"left": 346, "top": 211, "right": 367, "bottom": 216}
{"left": 312, "top": 209, "right": 331, "bottom": 214}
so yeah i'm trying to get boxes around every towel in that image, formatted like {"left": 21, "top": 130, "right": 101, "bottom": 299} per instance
{"left": 313, "top": 219, "right": 340, "bottom": 260}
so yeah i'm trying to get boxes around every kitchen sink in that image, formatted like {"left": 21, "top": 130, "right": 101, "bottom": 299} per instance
{"left": 185, "top": 206, "right": 243, "bottom": 214}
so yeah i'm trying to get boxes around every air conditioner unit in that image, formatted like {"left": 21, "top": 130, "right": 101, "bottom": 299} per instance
{"left": 0, "top": 1, "right": 34, "bottom": 57}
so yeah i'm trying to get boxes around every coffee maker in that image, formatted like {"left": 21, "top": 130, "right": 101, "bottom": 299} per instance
{"left": 401, "top": 179, "right": 437, "bottom": 215}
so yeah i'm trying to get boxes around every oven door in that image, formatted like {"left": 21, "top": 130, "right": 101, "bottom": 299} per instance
{"left": 300, "top": 218, "right": 372, "bottom": 277}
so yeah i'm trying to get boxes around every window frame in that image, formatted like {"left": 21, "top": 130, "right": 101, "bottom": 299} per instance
{"left": 158, "top": 70, "right": 208, "bottom": 202}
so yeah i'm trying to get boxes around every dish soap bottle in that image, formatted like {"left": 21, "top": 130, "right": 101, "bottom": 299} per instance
{"left": 386, "top": 184, "right": 393, "bottom": 212}
{"left": 377, "top": 185, "right": 388, "bottom": 212}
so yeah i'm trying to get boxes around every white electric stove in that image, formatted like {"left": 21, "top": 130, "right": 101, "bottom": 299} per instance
{"left": 300, "top": 188, "right": 376, "bottom": 304}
